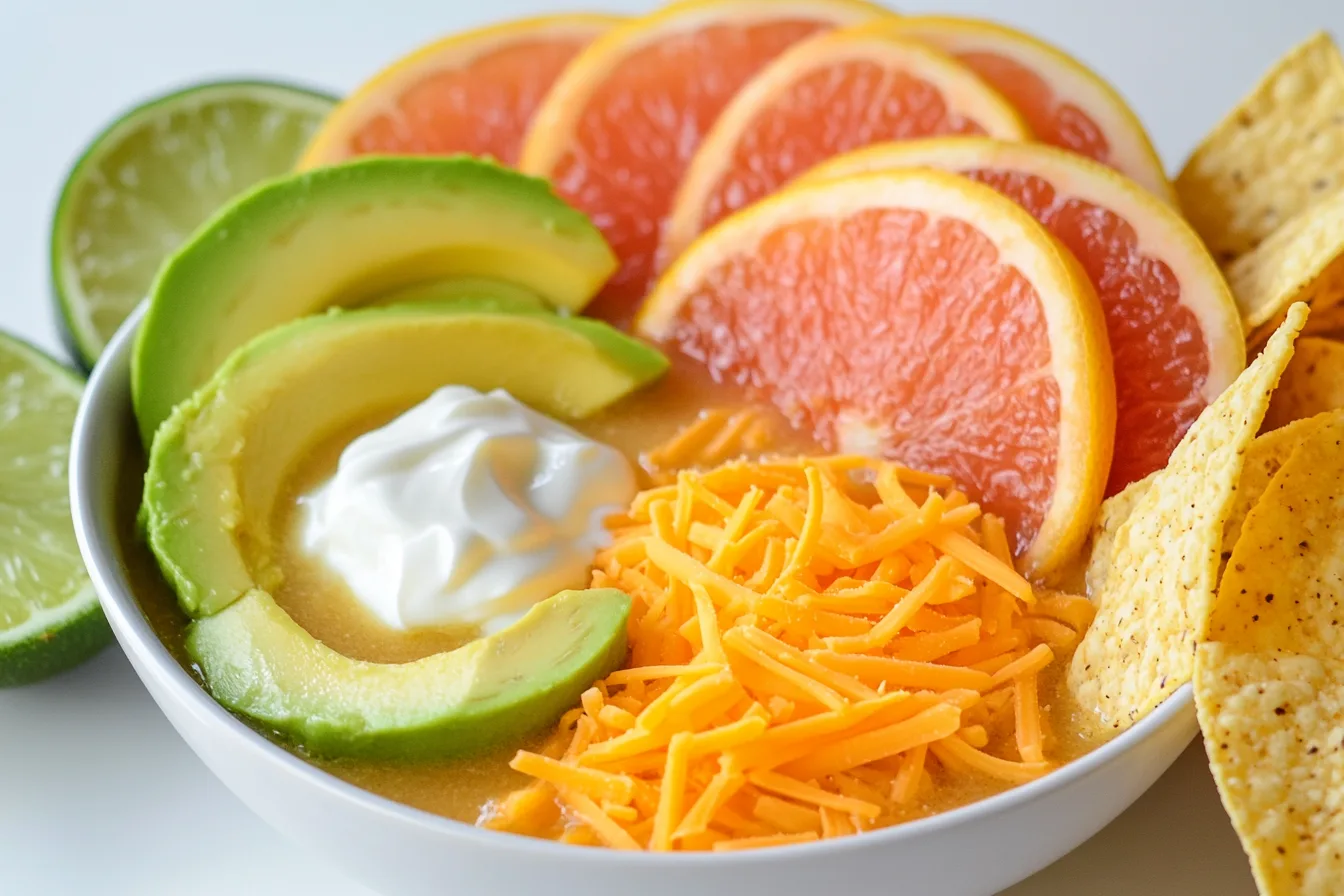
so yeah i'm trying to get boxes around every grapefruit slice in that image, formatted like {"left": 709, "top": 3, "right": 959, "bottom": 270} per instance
{"left": 638, "top": 169, "right": 1116, "bottom": 576}
{"left": 298, "top": 14, "right": 620, "bottom": 169}
{"left": 662, "top": 25, "right": 1031, "bottom": 261}
{"left": 518, "top": 0, "right": 890, "bottom": 326}
{"left": 887, "top": 16, "right": 1174, "bottom": 203}
{"left": 801, "top": 138, "right": 1246, "bottom": 496}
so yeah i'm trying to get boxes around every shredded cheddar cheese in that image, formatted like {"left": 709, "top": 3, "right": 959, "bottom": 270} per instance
{"left": 642, "top": 409, "right": 773, "bottom": 483}
{"left": 486, "top": 455, "right": 1092, "bottom": 851}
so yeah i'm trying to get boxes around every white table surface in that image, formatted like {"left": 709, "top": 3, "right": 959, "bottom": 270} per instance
{"left": 2, "top": 0, "right": 1337, "bottom": 892}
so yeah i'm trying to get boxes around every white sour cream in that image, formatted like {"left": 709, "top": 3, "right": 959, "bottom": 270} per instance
{"left": 299, "top": 386, "right": 635, "bottom": 633}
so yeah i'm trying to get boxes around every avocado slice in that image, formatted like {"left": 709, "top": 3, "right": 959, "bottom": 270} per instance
{"left": 370, "top": 277, "right": 546, "bottom": 311}
{"left": 188, "top": 587, "right": 630, "bottom": 760}
{"left": 141, "top": 301, "right": 667, "bottom": 619}
{"left": 131, "top": 156, "right": 618, "bottom": 445}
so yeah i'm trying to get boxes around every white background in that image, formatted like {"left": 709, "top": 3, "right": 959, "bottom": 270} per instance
{"left": 1, "top": 1, "right": 1338, "bottom": 893}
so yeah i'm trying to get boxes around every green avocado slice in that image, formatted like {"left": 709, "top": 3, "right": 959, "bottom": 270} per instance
{"left": 131, "top": 155, "right": 618, "bottom": 445}
{"left": 369, "top": 277, "right": 546, "bottom": 311}
{"left": 188, "top": 587, "right": 630, "bottom": 760}
{"left": 141, "top": 301, "right": 667, "bottom": 619}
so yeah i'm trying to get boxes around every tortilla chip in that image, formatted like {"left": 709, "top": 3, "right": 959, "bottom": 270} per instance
{"left": 1195, "top": 644, "right": 1344, "bottom": 895}
{"left": 1081, "top": 472, "right": 1153, "bottom": 596}
{"left": 1196, "top": 413, "right": 1344, "bottom": 895}
{"left": 1262, "top": 337, "right": 1344, "bottom": 429}
{"left": 1228, "top": 188, "right": 1344, "bottom": 339}
{"left": 1067, "top": 304, "right": 1308, "bottom": 731}
{"left": 1204, "top": 412, "right": 1344, "bottom": 656}
{"left": 1299, "top": 299, "right": 1344, "bottom": 339}
{"left": 1083, "top": 413, "right": 1327, "bottom": 600}
{"left": 1177, "top": 33, "right": 1344, "bottom": 264}
{"left": 1222, "top": 413, "right": 1327, "bottom": 562}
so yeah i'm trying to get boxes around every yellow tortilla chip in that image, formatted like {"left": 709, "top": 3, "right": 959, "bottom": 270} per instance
{"left": 1222, "top": 413, "right": 1327, "bottom": 564}
{"left": 1299, "top": 298, "right": 1344, "bottom": 338}
{"left": 1196, "top": 412, "right": 1344, "bottom": 894}
{"left": 1195, "top": 645, "right": 1344, "bottom": 895}
{"left": 1080, "top": 472, "right": 1153, "bottom": 596}
{"left": 1228, "top": 188, "right": 1344, "bottom": 339}
{"left": 1084, "top": 413, "right": 1327, "bottom": 599}
{"left": 1204, "top": 412, "right": 1344, "bottom": 656}
{"left": 1177, "top": 33, "right": 1344, "bottom": 264}
{"left": 1068, "top": 304, "right": 1307, "bottom": 731}
{"left": 1262, "top": 337, "right": 1344, "bottom": 429}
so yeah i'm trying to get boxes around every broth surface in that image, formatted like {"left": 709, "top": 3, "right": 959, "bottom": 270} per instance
{"left": 273, "top": 409, "right": 478, "bottom": 665}
{"left": 118, "top": 350, "right": 1109, "bottom": 830}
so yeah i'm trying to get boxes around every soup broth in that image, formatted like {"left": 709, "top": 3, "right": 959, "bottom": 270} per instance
{"left": 117, "top": 349, "right": 1109, "bottom": 832}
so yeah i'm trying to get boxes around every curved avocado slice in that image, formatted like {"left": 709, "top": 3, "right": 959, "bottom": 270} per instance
{"left": 141, "top": 302, "right": 667, "bottom": 619}
{"left": 131, "top": 156, "right": 618, "bottom": 445}
{"left": 188, "top": 587, "right": 631, "bottom": 760}
{"left": 370, "top": 277, "right": 546, "bottom": 311}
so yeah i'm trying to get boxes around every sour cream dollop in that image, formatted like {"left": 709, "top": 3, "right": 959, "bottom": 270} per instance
{"left": 299, "top": 386, "right": 635, "bottom": 633}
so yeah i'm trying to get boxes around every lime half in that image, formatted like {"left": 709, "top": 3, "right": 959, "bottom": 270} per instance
{"left": 0, "top": 333, "right": 110, "bottom": 686}
{"left": 51, "top": 80, "right": 338, "bottom": 368}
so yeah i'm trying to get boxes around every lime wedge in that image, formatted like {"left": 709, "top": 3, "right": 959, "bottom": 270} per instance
{"left": 50, "top": 80, "right": 338, "bottom": 368}
{"left": 0, "top": 332, "right": 110, "bottom": 686}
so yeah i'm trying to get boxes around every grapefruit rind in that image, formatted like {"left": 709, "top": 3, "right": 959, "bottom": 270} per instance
{"left": 662, "top": 25, "right": 1033, "bottom": 262}
{"left": 517, "top": 0, "right": 893, "bottom": 178}
{"left": 298, "top": 13, "right": 622, "bottom": 170}
{"left": 639, "top": 169, "right": 1115, "bottom": 577}
{"left": 799, "top": 136, "right": 1246, "bottom": 406}
{"left": 885, "top": 15, "right": 1174, "bottom": 205}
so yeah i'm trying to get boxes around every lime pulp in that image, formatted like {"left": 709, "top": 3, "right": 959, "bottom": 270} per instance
{"left": 50, "top": 80, "right": 338, "bottom": 368}
{"left": 0, "top": 332, "right": 109, "bottom": 686}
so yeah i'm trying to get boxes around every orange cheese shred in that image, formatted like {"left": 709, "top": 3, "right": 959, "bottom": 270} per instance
{"left": 490, "top": 453, "right": 1084, "bottom": 851}
{"left": 650, "top": 732, "right": 693, "bottom": 851}
{"left": 780, "top": 703, "right": 963, "bottom": 780}
{"left": 929, "top": 735, "right": 1052, "bottom": 784}
{"left": 555, "top": 787, "right": 643, "bottom": 850}
{"left": 509, "top": 752, "right": 636, "bottom": 805}
{"left": 674, "top": 760, "right": 745, "bottom": 840}
{"left": 1014, "top": 672, "right": 1047, "bottom": 764}
{"left": 819, "top": 806, "right": 858, "bottom": 839}
{"left": 643, "top": 408, "right": 774, "bottom": 482}
{"left": 753, "top": 794, "right": 823, "bottom": 833}
{"left": 713, "top": 831, "right": 820, "bottom": 852}
{"left": 747, "top": 771, "right": 882, "bottom": 819}
{"left": 989, "top": 642, "right": 1054, "bottom": 688}
{"left": 890, "top": 744, "right": 928, "bottom": 805}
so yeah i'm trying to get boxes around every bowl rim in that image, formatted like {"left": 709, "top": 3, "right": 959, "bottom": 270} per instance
{"left": 69, "top": 305, "right": 1197, "bottom": 868}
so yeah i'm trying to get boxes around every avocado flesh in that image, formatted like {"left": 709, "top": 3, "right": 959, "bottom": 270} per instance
{"left": 141, "top": 301, "right": 668, "bottom": 619}
{"left": 370, "top": 277, "right": 546, "bottom": 311}
{"left": 131, "top": 155, "right": 618, "bottom": 445}
{"left": 188, "top": 587, "right": 631, "bottom": 760}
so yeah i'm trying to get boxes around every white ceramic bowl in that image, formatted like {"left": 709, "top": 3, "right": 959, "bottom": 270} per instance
{"left": 70, "top": 307, "right": 1199, "bottom": 896}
